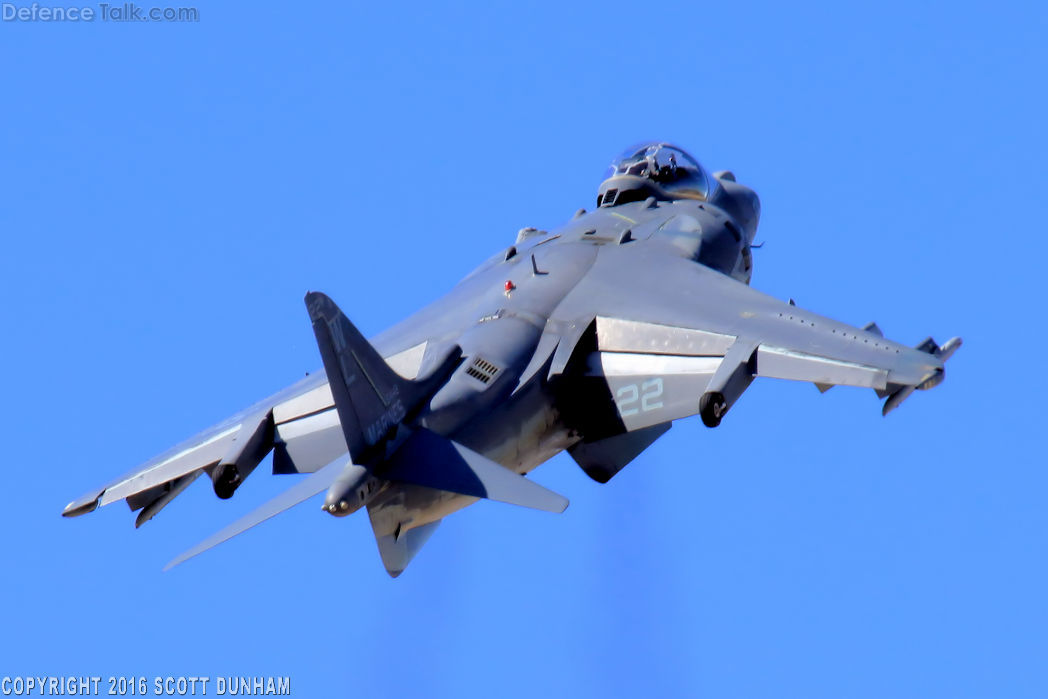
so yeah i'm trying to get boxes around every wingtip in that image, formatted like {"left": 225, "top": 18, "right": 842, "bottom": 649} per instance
{"left": 533, "top": 492, "right": 569, "bottom": 513}
{"left": 939, "top": 336, "right": 963, "bottom": 361}
{"left": 61, "top": 492, "right": 101, "bottom": 518}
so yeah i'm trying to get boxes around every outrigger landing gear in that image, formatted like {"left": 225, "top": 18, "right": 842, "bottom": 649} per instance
{"left": 699, "top": 339, "right": 759, "bottom": 429}
{"left": 699, "top": 391, "right": 728, "bottom": 428}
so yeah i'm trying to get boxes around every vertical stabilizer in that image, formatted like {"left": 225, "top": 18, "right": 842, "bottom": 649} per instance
{"left": 305, "top": 291, "right": 459, "bottom": 464}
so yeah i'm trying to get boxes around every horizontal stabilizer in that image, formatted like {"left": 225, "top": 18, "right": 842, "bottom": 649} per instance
{"left": 163, "top": 456, "right": 349, "bottom": 570}
{"left": 383, "top": 429, "right": 568, "bottom": 513}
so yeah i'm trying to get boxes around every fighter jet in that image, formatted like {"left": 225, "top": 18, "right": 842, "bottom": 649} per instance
{"left": 63, "top": 143, "right": 961, "bottom": 577}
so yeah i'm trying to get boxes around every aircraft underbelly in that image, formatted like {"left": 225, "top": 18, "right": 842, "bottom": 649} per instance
{"left": 368, "top": 381, "right": 573, "bottom": 534}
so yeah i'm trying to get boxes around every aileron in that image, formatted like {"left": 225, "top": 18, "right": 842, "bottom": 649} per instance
{"left": 755, "top": 345, "right": 889, "bottom": 390}
{"left": 99, "top": 423, "right": 242, "bottom": 506}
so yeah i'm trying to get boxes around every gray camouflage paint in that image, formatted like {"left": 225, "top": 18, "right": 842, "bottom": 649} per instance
{"left": 63, "top": 143, "right": 960, "bottom": 577}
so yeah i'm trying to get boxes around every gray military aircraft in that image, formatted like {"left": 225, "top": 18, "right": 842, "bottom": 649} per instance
{"left": 63, "top": 143, "right": 961, "bottom": 577}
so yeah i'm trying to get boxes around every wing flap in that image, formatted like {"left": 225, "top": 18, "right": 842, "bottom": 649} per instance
{"left": 595, "top": 316, "right": 735, "bottom": 356}
{"left": 271, "top": 383, "right": 334, "bottom": 424}
{"left": 99, "top": 421, "right": 247, "bottom": 506}
{"left": 272, "top": 408, "right": 347, "bottom": 475}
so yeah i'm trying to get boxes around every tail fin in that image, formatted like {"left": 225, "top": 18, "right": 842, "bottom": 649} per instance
{"left": 305, "top": 292, "right": 459, "bottom": 464}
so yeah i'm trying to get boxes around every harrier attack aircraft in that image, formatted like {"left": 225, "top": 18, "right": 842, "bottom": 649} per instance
{"left": 63, "top": 143, "right": 961, "bottom": 576}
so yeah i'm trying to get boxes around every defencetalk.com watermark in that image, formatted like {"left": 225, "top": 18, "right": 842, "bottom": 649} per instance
{"left": 2, "top": 2, "right": 198, "bottom": 22}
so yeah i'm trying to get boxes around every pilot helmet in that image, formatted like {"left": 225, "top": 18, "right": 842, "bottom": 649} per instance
{"left": 597, "top": 142, "right": 716, "bottom": 207}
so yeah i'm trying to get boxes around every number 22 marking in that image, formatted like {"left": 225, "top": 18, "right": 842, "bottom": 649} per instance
{"left": 616, "top": 378, "right": 664, "bottom": 416}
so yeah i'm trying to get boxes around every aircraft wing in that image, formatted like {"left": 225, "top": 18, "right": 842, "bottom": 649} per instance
{"left": 552, "top": 245, "right": 960, "bottom": 431}
{"left": 61, "top": 371, "right": 338, "bottom": 524}
{"left": 63, "top": 331, "right": 437, "bottom": 526}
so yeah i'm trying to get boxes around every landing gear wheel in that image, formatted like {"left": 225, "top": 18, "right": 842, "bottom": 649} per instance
{"left": 699, "top": 392, "right": 727, "bottom": 428}
{"left": 212, "top": 465, "right": 241, "bottom": 499}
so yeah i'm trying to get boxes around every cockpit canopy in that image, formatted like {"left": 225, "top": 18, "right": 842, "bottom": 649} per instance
{"left": 598, "top": 142, "right": 715, "bottom": 207}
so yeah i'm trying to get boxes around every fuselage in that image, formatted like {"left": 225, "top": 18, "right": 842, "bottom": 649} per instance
{"left": 63, "top": 144, "right": 955, "bottom": 577}
{"left": 364, "top": 178, "right": 761, "bottom": 537}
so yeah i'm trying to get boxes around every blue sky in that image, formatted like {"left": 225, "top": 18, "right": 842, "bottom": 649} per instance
{"left": 1, "top": 1, "right": 1045, "bottom": 696}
